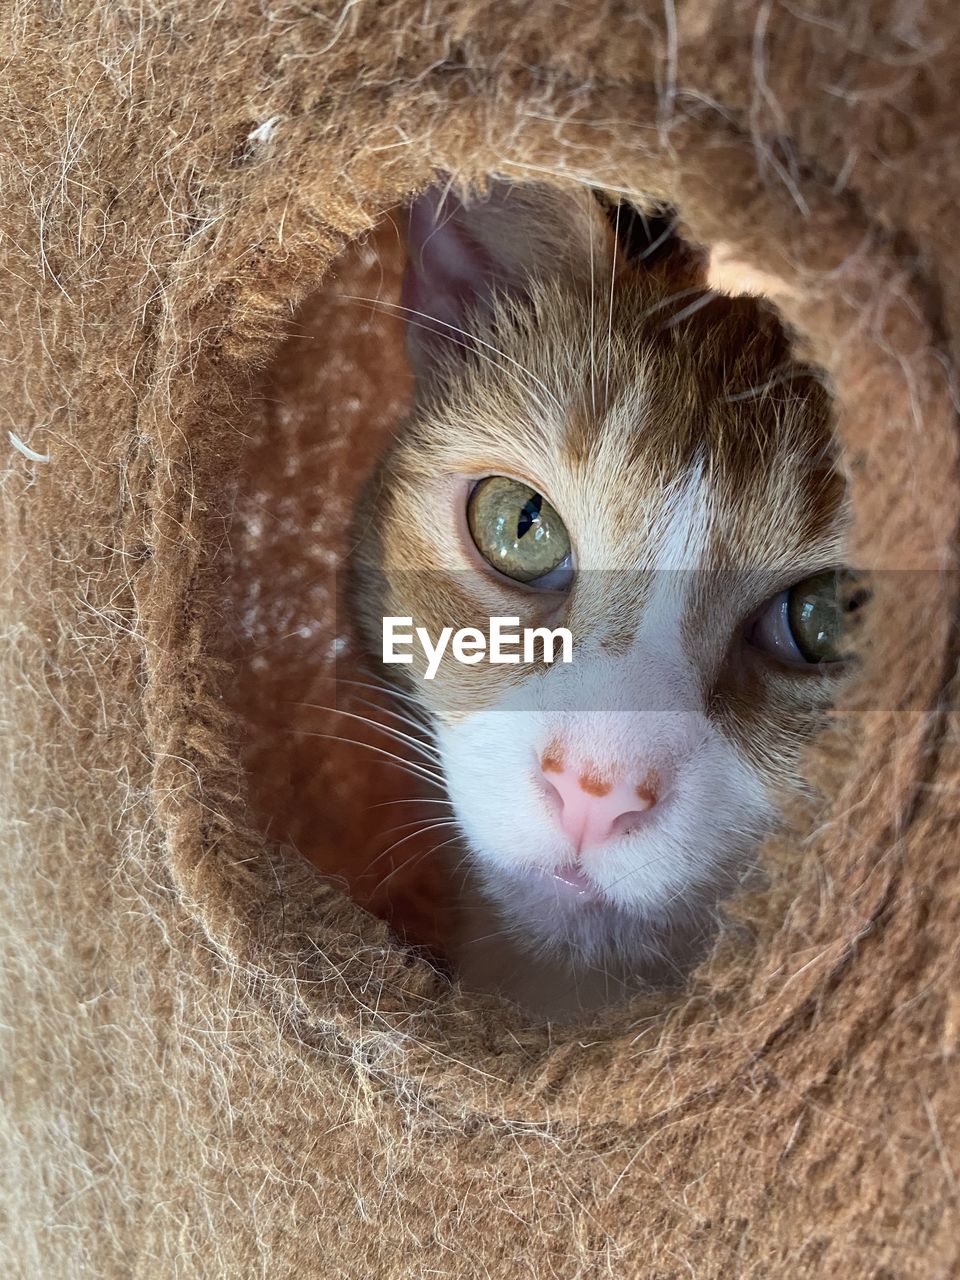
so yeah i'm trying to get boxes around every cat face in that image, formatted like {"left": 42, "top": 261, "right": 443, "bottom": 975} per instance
{"left": 353, "top": 182, "right": 848, "bottom": 966}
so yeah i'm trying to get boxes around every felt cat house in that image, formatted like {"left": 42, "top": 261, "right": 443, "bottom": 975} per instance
{"left": 3, "top": 2, "right": 959, "bottom": 1275}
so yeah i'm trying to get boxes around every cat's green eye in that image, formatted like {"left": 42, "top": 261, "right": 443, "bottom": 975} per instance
{"left": 749, "top": 569, "right": 867, "bottom": 666}
{"left": 467, "top": 476, "right": 572, "bottom": 586}
{"left": 788, "top": 570, "right": 862, "bottom": 663}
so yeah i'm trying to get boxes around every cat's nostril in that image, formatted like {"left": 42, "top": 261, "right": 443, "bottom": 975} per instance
{"left": 609, "top": 807, "right": 656, "bottom": 841}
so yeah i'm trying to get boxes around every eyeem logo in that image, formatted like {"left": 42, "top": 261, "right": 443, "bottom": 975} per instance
{"left": 383, "top": 616, "right": 574, "bottom": 680}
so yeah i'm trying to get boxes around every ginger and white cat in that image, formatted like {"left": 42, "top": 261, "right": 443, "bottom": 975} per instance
{"left": 352, "top": 180, "right": 852, "bottom": 1020}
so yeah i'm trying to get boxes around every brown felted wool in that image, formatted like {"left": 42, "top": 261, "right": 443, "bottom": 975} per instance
{"left": 3, "top": 2, "right": 960, "bottom": 1276}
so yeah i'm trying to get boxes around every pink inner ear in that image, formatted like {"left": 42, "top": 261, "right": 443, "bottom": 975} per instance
{"left": 401, "top": 187, "right": 496, "bottom": 349}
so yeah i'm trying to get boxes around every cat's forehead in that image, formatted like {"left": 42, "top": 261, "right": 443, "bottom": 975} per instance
{"left": 416, "top": 280, "right": 842, "bottom": 570}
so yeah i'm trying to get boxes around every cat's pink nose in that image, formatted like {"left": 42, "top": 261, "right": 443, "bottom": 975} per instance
{"left": 540, "top": 758, "right": 658, "bottom": 851}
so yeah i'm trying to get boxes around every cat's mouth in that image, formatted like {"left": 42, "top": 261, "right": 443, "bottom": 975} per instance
{"left": 549, "top": 863, "right": 600, "bottom": 900}
{"left": 495, "top": 857, "right": 605, "bottom": 905}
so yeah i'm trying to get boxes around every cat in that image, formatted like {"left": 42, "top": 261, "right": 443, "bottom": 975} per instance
{"left": 350, "top": 179, "right": 851, "bottom": 1020}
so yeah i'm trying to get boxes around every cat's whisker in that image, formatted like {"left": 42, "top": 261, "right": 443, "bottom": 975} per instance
{"left": 289, "top": 729, "right": 445, "bottom": 790}
{"left": 291, "top": 701, "right": 443, "bottom": 769}
{"left": 352, "top": 696, "right": 436, "bottom": 741}
{"left": 659, "top": 288, "right": 719, "bottom": 329}
{"left": 460, "top": 924, "right": 518, "bottom": 948}
{"left": 637, "top": 217, "right": 676, "bottom": 262}
{"left": 340, "top": 292, "right": 529, "bottom": 383}
{"left": 339, "top": 293, "right": 564, "bottom": 417}
{"left": 604, "top": 201, "right": 620, "bottom": 406}
{"left": 635, "top": 283, "right": 713, "bottom": 324}
{"left": 372, "top": 831, "right": 464, "bottom": 893}
{"left": 367, "top": 797, "right": 454, "bottom": 810}
{"left": 306, "top": 673, "right": 439, "bottom": 744}
{"left": 601, "top": 840, "right": 753, "bottom": 898}
{"left": 344, "top": 676, "right": 434, "bottom": 707}
{"left": 371, "top": 810, "right": 458, "bottom": 835}
{"left": 369, "top": 818, "right": 462, "bottom": 870}
{"left": 352, "top": 705, "right": 441, "bottom": 762}
{"left": 589, "top": 203, "right": 597, "bottom": 418}
{"left": 723, "top": 364, "right": 829, "bottom": 403}
{"left": 297, "top": 295, "right": 496, "bottom": 388}
{"left": 330, "top": 674, "right": 436, "bottom": 715}
{"left": 375, "top": 815, "right": 460, "bottom": 838}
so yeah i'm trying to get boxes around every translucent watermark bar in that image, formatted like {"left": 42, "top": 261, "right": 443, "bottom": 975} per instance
{"left": 334, "top": 568, "right": 949, "bottom": 712}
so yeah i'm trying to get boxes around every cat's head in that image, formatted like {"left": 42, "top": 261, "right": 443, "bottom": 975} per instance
{"left": 354, "top": 180, "right": 850, "bottom": 965}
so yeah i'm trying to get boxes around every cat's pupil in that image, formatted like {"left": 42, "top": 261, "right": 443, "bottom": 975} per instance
{"left": 517, "top": 493, "right": 543, "bottom": 539}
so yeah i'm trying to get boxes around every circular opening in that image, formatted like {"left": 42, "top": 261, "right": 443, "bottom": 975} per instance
{"left": 212, "top": 174, "right": 953, "bottom": 1034}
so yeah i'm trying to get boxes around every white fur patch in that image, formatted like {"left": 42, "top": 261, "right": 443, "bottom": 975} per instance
{"left": 654, "top": 458, "right": 710, "bottom": 574}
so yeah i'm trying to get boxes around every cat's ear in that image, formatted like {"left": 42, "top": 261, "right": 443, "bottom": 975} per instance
{"left": 401, "top": 180, "right": 617, "bottom": 385}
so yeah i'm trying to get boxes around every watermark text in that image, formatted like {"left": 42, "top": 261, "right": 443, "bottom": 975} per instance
{"left": 383, "top": 616, "right": 573, "bottom": 680}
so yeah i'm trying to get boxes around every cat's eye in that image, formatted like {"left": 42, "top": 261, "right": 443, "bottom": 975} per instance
{"left": 467, "top": 476, "right": 573, "bottom": 587}
{"left": 748, "top": 570, "right": 866, "bottom": 667}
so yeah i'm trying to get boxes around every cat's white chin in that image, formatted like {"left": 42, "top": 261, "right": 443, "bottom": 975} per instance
{"left": 464, "top": 854, "right": 720, "bottom": 977}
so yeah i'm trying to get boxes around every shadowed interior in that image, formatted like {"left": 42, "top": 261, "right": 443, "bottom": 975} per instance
{"left": 220, "top": 213, "right": 459, "bottom": 957}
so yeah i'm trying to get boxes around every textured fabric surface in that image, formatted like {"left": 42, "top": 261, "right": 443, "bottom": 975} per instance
{"left": 2, "top": 2, "right": 959, "bottom": 1276}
